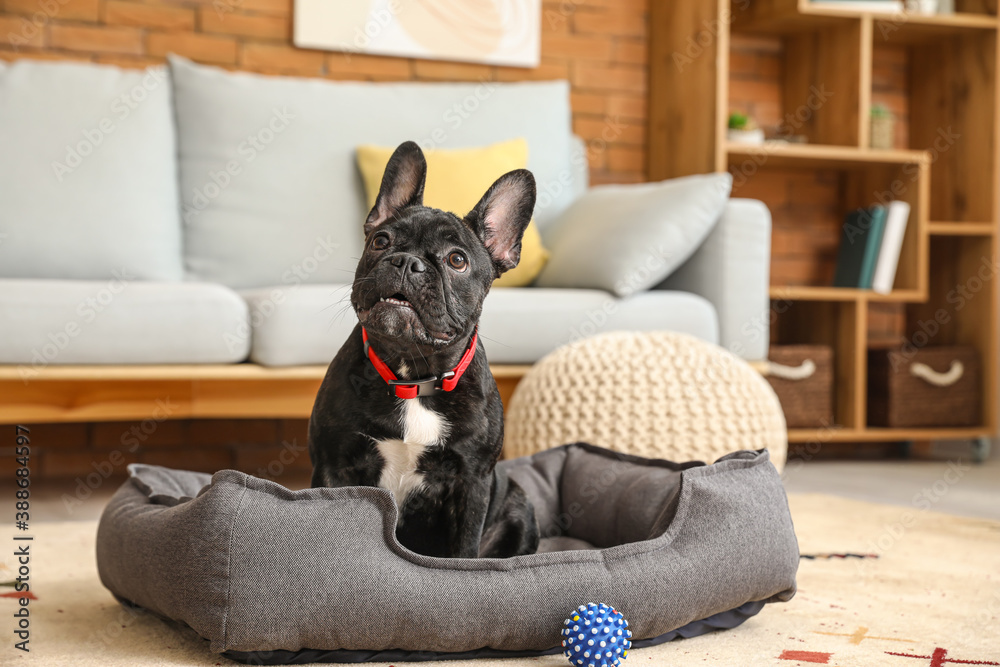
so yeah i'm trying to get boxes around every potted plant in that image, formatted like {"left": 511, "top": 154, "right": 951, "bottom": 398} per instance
{"left": 727, "top": 112, "right": 765, "bottom": 145}
{"left": 870, "top": 104, "right": 895, "bottom": 150}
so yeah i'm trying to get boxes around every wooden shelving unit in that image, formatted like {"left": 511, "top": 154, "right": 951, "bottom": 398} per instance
{"left": 649, "top": 0, "right": 999, "bottom": 446}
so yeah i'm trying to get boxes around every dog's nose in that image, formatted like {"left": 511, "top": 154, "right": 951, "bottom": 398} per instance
{"left": 389, "top": 254, "right": 426, "bottom": 273}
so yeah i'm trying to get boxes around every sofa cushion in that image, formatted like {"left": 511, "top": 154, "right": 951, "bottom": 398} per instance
{"left": 480, "top": 287, "right": 719, "bottom": 363}
{"left": 241, "top": 285, "right": 718, "bottom": 366}
{"left": 0, "top": 60, "right": 183, "bottom": 281}
{"left": 170, "top": 56, "right": 573, "bottom": 289}
{"left": 535, "top": 173, "right": 733, "bottom": 297}
{"left": 239, "top": 285, "right": 354, "bottom": 366}
{"left": 0, "top": 280, "right": 250, "bottom": 370}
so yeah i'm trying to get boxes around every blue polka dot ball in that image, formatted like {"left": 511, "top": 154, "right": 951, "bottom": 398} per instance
{"left": 561, "top": 602, "right": 633, "bottom": 667}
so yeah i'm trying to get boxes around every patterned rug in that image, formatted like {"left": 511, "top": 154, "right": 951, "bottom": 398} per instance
{"left": 3, "top": 493, "right": 999, "bottom": 666}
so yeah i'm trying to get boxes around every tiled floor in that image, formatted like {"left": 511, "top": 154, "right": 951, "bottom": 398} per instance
{"left": 4, "top": 449, "right": 999, "bottom": 523}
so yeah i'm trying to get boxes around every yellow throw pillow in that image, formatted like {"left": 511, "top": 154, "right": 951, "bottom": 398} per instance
{"left": 356, "top": 139, "right": 549, "bottom": 287}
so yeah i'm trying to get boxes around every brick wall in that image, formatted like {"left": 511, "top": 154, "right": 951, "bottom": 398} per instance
{"left": 0, "top": 0, "right": 648, "bottom": 185}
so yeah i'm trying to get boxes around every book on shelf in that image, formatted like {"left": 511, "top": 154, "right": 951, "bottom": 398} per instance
{"left": 832, "top": 206, "right": 888, "bottom": 289}
{"left": 809, "top": 0, "right": 904, "bottom": 11}
{"left": 871, "top": 201, "right": 911, "bottom": 295}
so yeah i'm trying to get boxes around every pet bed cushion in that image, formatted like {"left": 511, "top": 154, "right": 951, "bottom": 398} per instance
{"left": 96, "top": 444, "right": 798, "bottom": 662}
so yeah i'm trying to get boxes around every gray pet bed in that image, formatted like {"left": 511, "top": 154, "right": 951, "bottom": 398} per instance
{"left": 96, "top": 444, "right": 798, "bottom": 663}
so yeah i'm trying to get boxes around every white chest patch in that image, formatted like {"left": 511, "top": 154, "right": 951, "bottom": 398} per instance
{"left": 375, "top": 399, "right": 450, "bottom": 510}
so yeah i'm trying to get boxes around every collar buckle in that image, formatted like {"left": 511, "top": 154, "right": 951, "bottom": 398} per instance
{"left": 384, "top": 371, "right": 454, "bottom": 398}
{"left": 362, "top": 327, "right": 476, "bottom": 400}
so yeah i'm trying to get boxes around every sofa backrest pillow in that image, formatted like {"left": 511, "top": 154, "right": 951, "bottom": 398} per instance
{"left": 0, "top": 60, "right": 183, "bottom": 281}
{"left": 535, "top": 173, "right": 733, "bottom": 297}
{"left": 170, "top": 56, "right": 574, "bottom": 289}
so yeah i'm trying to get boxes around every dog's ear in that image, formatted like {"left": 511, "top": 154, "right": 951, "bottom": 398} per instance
{"left": 465, "top": 169, "right": 536, "bottom": 275}
{"left": 365, "top": 141, "right": 427, "bottom": 235}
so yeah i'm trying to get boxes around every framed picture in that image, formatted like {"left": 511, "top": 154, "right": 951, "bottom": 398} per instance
{"left": 293, "top": 0, "right": 542, "bottom": 68}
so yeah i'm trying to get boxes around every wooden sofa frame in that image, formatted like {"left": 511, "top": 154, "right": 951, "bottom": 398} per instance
{"left": 0, "top": 364, "right": 532, "bottom": 425}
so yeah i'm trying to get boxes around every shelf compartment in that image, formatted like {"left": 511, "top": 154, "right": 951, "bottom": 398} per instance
{"left": 867, "top": 30, "right": 997, "bottom": 224}
{"left": 771, "top": 300, "right": 866, "bottom": 430}
{"left": 909, "top": 31, "right": 997, "bottom": 224}
{"left": 733, "top": 153, "right": 928, "bottom": 295}
{"left": 902, "top": 235, "right": 998, "bottom": 432}
{"left": 725, "top": 18, "right": 871, "bottom": 149}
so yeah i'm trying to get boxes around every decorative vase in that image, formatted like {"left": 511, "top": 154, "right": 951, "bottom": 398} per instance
{"left": 905, "top": 0, "right": 939, "bottom": 13}
{"left": 727, "top": 128, "right": 765, "bottom": 145}
{"left": 870, "top": 115, "right": 894, "bottom": 150}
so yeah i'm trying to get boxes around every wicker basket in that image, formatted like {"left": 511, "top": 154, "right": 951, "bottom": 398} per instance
{"left": 868, "top": 346, "right": 981, "bottom": 428}
{"left": 763, "top": 345, "right": 834, "bottom": 428}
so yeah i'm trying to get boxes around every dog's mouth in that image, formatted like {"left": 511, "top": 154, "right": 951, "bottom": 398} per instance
{"left": 378, "top": 293, "right": 413, "bottom": 309}
{"left": 355, "top": 287, "right": 454, "bottom": 345}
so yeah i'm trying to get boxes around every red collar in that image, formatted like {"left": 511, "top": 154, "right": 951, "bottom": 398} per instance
{"left": 361, "top": 327, "right": 478, "bottom": 399}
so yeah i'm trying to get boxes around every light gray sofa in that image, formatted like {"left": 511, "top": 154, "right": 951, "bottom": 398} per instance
{"left": 0, "top": 57, "right": 772, "bottom": 369}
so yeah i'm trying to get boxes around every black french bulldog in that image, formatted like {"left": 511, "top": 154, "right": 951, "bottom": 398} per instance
{"left": 308, "top": 141, "right": 540, "bottom": 559}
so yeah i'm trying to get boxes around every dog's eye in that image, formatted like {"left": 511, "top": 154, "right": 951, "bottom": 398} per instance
{"left": 371, "top": 233, "right": 390, "bottom": 250}
{"left": 447, "top": 252, "right": 468, "bottom": 271}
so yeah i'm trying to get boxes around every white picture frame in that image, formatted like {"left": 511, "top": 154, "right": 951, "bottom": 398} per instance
{"left": 294, "top": 0, "right": 542, "bottom": 68}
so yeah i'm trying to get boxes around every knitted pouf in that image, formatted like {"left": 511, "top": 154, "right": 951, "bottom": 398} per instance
{"left": 504, "top": 331, "right": 787, "bottom": 471}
